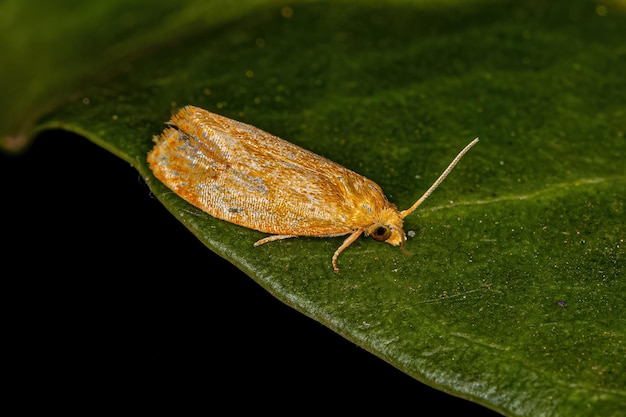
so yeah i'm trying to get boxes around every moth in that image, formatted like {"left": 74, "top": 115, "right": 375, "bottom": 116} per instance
{"left": 148, "top": 105, "right": 478, "bottom": 272}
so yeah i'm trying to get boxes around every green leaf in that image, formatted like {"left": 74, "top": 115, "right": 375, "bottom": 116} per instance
{"left": 3, "top": 0, "right": 625, "bottom": 415}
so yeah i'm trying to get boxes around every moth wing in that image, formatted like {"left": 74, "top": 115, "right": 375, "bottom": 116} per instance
{"left": 148, "top": 106, "right": 387, "bottom": 237}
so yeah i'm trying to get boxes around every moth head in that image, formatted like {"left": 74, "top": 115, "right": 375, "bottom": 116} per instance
{"left": 365, "top": 207, "right": 407, "bottom": 249}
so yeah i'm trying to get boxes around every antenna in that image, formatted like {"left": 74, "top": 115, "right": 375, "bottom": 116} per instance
{"left": 400, "top": 138, "right": 479, "bottom": 219}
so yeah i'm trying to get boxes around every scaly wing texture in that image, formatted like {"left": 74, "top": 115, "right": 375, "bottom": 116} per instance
{"left": 148, "top": 106, "right": 390, "bottom": 236}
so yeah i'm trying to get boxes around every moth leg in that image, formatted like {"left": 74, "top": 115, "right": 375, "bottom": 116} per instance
{"left": 254, "top": 235, "right": 298, "bottom": 247}
{"left": 332, "top": 229, "right": 364, "bottom": 273}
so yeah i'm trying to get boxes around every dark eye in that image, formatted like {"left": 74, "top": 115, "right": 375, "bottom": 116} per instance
{"left": 371, "top": 226, "right": 391, "bottom": 242}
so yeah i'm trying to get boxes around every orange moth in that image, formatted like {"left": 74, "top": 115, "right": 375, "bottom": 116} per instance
{"left": 148, "top": 105, "right": 478, "bottom": 272}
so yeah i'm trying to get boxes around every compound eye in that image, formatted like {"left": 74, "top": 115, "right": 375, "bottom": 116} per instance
{"left": 371, "top": 225, "right": 392, "bottom": 242}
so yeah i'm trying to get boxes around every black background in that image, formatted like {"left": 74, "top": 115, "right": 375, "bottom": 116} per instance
{"left": 3, "top": 130, "right": 502, "bottom": 414}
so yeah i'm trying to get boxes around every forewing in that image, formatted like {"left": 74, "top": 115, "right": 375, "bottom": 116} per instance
{"left": 148, "top": 107, "right": 387, "bottom": 236}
